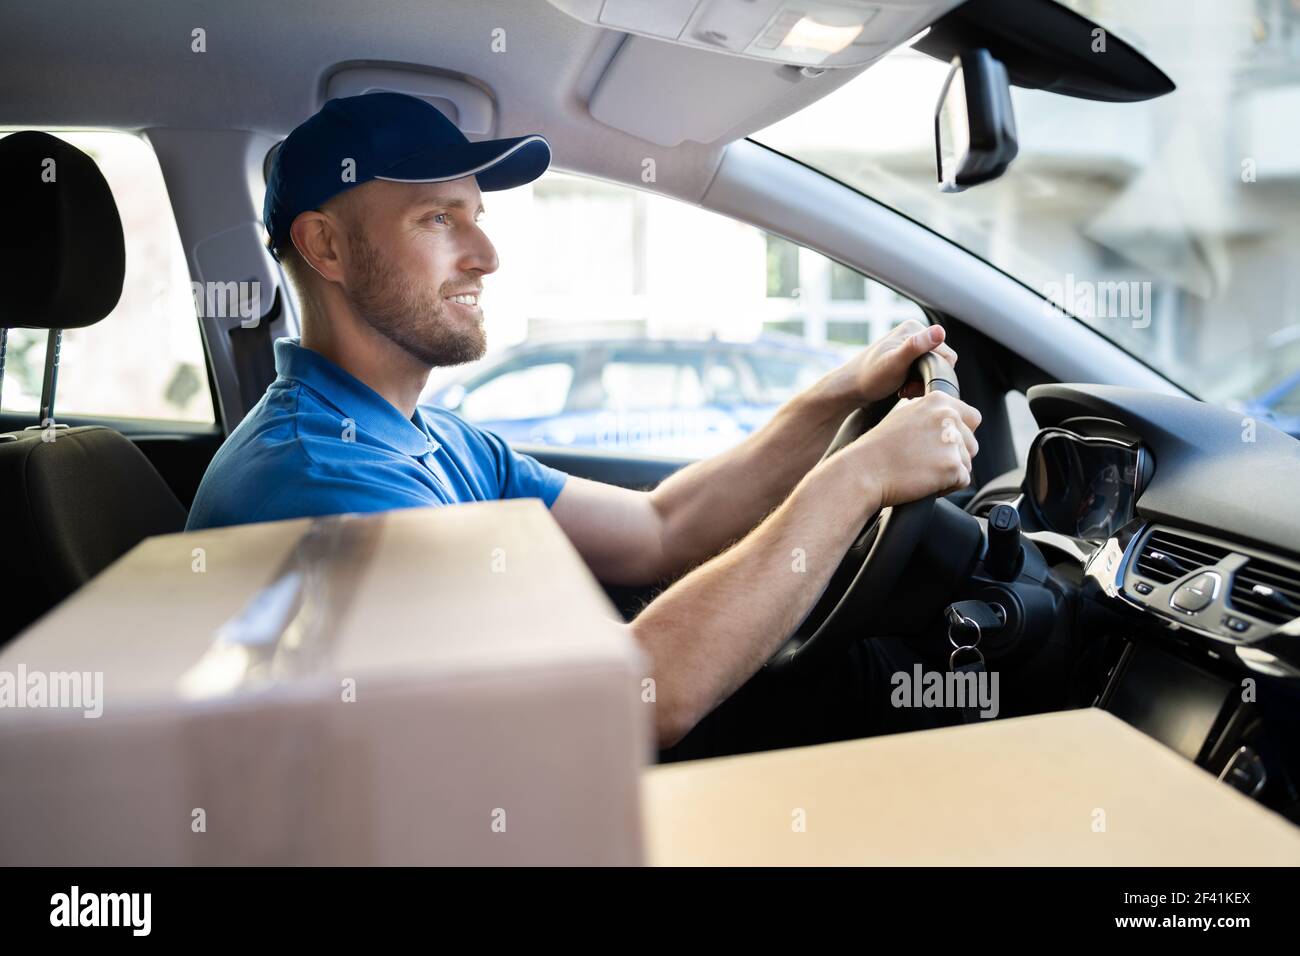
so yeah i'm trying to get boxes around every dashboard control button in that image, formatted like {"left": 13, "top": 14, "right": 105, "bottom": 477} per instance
{"left": 1222, "top": 615, "right": 1251, "bottom": 634}
{"left": 1133, "top": 581, "right": 1153, "bottom": 595}
{"left": 1170, "top": 572, "right": 1220, "bottom": 613}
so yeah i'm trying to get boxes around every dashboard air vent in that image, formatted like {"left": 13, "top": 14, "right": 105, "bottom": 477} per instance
{"left": 1230, "top": 558, "right": 1300, "bottom": 625}
{"left": 1134, "top": 529, "right": 1230, "bottom": 585}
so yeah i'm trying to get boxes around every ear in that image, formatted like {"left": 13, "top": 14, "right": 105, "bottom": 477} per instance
{"left": 290, "top": 211, "right": 347, "bottom": 284}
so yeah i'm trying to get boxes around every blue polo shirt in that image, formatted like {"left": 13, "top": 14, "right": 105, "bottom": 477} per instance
{"left": 186, "top": 338, "right": 569, "bottom": 530}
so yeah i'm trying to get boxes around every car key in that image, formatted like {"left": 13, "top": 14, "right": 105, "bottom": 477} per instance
{"left": 945, "top": 599, "right": 1005, "bottom": 645}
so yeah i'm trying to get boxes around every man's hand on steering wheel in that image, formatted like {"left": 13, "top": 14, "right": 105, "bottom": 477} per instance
{"left": 767, "top": 333, "right": 982, "bottom": 671}
{"left": 851, "top": 391, "right": 982, "bottom": 508}
{"left": 824, "top": 318, "right": 961, "bottom": 406}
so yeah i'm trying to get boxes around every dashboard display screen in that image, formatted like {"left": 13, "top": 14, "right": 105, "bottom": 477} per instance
{"left": 1028, "top": 431, "right": 1142, "bottom": 541}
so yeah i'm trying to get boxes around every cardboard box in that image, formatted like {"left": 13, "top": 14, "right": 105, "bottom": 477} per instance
{"left": 0, "top": 500, "right": 652, "bottom": 865}
{"left": 643, "top": 708, "right": 1300, "bottom": 866}
{"left": 10, "top": 498, "right": 1297, "bottom": 867}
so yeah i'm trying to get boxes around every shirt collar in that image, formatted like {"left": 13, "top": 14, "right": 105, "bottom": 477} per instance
{"left": 273, "top": 337, "right": 433, "bottom": 457}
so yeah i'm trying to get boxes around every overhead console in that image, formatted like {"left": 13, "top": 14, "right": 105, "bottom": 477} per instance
{"left": 554, "top": 0, "right": 964, "bottom": 148}
{"left": 550, "top": 0, "right": 1174, "bottom": 148}
{"left": 549, "top": 0, "right": 963, "bottom": 69}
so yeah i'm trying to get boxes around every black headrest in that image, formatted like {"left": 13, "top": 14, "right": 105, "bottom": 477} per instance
{"left": 0, "top": 130, "right": 126, "bottom": 330}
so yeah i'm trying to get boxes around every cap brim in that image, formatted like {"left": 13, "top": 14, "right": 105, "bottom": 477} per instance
{"left": 375, "top": 134, "right": 551, "bottom": 191}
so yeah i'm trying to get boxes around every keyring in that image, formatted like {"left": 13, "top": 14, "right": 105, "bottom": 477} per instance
{"left": 948, "top": 613, "right": 981, "bottom": 650}
{"left": 949, "top": 644, "right": 985, "bottom": 671}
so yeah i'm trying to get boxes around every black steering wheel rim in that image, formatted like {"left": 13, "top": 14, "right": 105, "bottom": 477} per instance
{"left": 766, "top": 352, "right": 959, "bottom": 673}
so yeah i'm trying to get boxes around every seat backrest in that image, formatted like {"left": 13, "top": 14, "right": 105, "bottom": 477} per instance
{"left": 0, "top": 427, "right": 188, "bottom": 640}
{"left": 0, "top": 131, "right": 187, "bottom": 644}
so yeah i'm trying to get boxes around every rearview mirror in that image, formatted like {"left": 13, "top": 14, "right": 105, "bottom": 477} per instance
{"left": 935, "top": 49, "right": 1019, "bottom": 192}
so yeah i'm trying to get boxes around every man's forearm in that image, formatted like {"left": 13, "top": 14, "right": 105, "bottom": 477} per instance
{"left": 646, "top": 376, "right": 859, "bottom": 580}
{"left": 631, "top": 447, "right": 879, "bottom": 747}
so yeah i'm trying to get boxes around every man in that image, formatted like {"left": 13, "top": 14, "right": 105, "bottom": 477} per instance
{"left": 189, "top": 92, "right": 981, "bottom": 749}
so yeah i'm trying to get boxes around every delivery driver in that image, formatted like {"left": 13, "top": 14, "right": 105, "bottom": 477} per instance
{"left": 189, "top": 93, "right": 982, "bottom": 752}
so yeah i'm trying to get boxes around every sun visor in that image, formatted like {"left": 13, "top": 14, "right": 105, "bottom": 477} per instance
{"left": 590, "top": 36, "right": 821, "bottom": 147}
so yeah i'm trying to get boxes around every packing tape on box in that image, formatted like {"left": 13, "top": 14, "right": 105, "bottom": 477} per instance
{"left": 178, "top": 514, "right": 385, "bottom": 699}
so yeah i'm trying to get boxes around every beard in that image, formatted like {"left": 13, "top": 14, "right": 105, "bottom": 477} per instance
{"left": 345, "top": 228, "right": 486, "bottom": 368}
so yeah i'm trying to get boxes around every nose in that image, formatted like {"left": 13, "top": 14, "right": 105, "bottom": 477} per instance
{"left": 461, "top": 221, "right": 499, "bottom": 277}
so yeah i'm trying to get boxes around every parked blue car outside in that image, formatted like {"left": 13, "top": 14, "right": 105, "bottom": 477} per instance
{"left": 422, "top": 335, "right": 848, "bottom": 458}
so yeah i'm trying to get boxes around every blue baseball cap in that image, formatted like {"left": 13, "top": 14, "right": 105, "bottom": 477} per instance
{"left": 264, "top": 91, "right": 551, "bottom": 258}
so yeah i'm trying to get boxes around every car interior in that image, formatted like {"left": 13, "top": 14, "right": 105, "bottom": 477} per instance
{"left": 2, "top": 0, "right": 1300, "bottom": 858}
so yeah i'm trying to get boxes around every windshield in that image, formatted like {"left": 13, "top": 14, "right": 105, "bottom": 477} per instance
{"left": 754, "top": 0, "right": 1300, "bottom": 428}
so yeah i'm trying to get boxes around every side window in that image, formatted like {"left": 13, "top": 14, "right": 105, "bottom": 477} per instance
{"left": 459, "top": 360, "right": 575, "bottom": 422}
{"left": 761, "top": 234, "right": 927, "bottom": 345}
{"left": 704, "top": 357, "right": 745, "bottom": 405}
{"left": 418, "top": 170, "right": 927, "bottom": 457}
{"left": 600, "top": 351, "right": 706, "bottom": 410}
{"left": 0, "top": 131, "right": 214, "bottom": 424}
{"left": 747, "top": 352, "right": 835, "bottom": 404}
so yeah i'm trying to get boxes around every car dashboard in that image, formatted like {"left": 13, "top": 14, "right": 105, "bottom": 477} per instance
{"left": 971, "top": 383, "right": 1300, "bottom": 818}
{"left": 1014, "top": 384, "right": 1300, "bottom": 666}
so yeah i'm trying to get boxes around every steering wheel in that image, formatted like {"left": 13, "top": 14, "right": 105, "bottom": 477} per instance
{"left": 767, "top": 351, "right": 960, "bottom": 672}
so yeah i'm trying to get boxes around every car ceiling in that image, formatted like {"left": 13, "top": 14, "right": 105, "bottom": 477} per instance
{"left": 0, "top": 0, "right": 897, "bottom": 203}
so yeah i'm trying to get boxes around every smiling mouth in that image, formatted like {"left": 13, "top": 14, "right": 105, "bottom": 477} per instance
{"left": 446, "top": 292, "right": 480, "bottom": 308}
